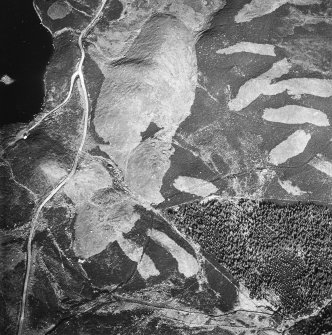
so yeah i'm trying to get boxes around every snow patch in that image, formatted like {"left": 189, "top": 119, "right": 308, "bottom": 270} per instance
{"left": 263, "top": 105, "right": 329, "bottom": 126}
{"left": 147, "top": 229, "right": 199, "bottom": 277}
{"left": 278, "top": 179, "right": 308, "bottom": 196}
{"left": 235, "top": 0, "right": 321, "bottom": 23}
{"left": 173, "top": 176, "right": 218, "bottom": 197}
{"left": 117, "top": 238, "right": 159, "bottom": 279}
{"left": 228, "top": 58, "right": 291, "bottom": 111}
{"left": 273, "top": 78, "right": 332, "bottom": 98}
{"left": 309, "top": 154, "right": 332, "bottom": 177}
{"left": 138, "top": 254, "right": 160, "bottom": 279}
{"left": 269, "top": 130, "right": 311, "bottom": 165}
{"left": 0, "top": 74, "right": 15, "bottom": 85}
{"left": 229, "top": 58, "right": 332, "bottom": 111}
{"left": 217, "top": 42, "right": 276, "bottom": 56}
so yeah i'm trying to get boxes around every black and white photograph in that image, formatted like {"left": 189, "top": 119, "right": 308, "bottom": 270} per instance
{"left": 1, "top": 0, "right": 332, "bottom": 334}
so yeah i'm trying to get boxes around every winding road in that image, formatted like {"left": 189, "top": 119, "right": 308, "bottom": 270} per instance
{"left": 17, "top": 1, "right": 108, "bottom": 334}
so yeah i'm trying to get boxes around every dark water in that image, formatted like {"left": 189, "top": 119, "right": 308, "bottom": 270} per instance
{"left": 0, "top": 0, "right": 53, "bottom": 125}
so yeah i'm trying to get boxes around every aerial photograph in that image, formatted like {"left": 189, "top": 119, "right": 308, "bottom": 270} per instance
{"left": 1, "top": 0, "right": 332, "bottom": 334}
